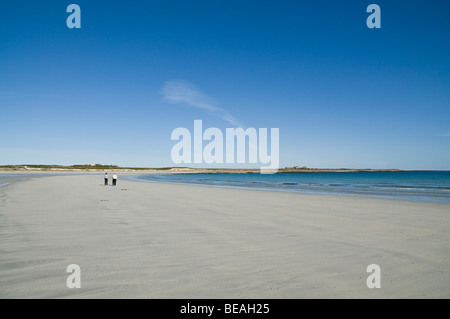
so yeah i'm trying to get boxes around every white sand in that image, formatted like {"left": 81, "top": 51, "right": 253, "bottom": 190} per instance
{"left": 0, "top": 174, "right": 449, "bottom": 298}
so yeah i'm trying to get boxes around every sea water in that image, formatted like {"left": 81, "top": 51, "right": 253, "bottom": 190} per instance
{"left": 134, "top": 171, "right": 450, "bottom": 203}
{"left": 0, "top": 174, "right": 55, "bottom": 188}
{"left": 0, "top": 174, "right": 27, "bottom": 188}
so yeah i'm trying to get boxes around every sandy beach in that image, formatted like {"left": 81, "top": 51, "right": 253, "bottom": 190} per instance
{"left": 0, "top": 174, "right": 449, "bottom": 298}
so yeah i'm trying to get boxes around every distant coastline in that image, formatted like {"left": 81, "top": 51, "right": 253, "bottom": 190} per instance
{"left": 0, "top": 164, "right": 403, "bottom": 174}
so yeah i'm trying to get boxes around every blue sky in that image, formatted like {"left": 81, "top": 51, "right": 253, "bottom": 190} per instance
{"left": 1, "top": 0, "right": 449, "bottom": 169}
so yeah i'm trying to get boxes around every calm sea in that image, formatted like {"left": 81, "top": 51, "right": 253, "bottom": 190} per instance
{"left": 0, "top": 174, "right": 57, "bottom": 189}
{"left": 0, "top": 174, "right": 30, "bottom": 188}
{"left": 134, "top": 171, "right": 450, "bottom": 203}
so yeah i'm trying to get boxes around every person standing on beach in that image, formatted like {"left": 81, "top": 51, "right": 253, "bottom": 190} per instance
{"left": 112, "top": 173, "right": 117, "bottom": 186}
{"left": 104, "top": 173, "right": 108, "bottom": 186}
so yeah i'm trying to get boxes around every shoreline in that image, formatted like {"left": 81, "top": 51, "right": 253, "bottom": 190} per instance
{"left": 3, "top": 171, "right": 450, "bottom": 204}
{"left": 1, "top": 174, "right": 449, "bottom": 298}
{"left": 0, "top": 167, "right": 406, "bottom": 174}
{"left": 127, "top": 174, "right": 450, "bottom": 205}
{"left": 127, "top": 171, "right": 450, "bottom": 205}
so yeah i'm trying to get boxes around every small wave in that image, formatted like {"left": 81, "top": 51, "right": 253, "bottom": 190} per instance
{"left": 372, "top": 184, "right": 450, "bottom": 190}
{"left": 370, "top": 186, "right": 439, "bottom": 192}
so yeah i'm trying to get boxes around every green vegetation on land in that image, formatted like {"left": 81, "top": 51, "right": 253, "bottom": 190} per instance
{"left": 0, "top": 164, "right": 176, "bottom": 171}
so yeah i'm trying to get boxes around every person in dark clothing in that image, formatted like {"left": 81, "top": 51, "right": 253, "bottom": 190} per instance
{"left": 104, "top": 173, "right": 108, "bottom": 186}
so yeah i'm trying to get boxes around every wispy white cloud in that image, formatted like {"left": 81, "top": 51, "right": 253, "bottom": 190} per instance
{"left": 435, "top": 133, "right": 450, "bottom": 137}
{"left": 162, "top": 80, "right": 244, "bottom": 127}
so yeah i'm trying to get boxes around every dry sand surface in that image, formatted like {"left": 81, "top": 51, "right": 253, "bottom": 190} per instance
{"left": 0, "top": 174, "right": 449, "bottom": 298}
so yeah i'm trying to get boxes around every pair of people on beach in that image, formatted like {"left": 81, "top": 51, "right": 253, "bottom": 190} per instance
{"left": 104, "top": 173, "right": 117, "bottom": 186}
